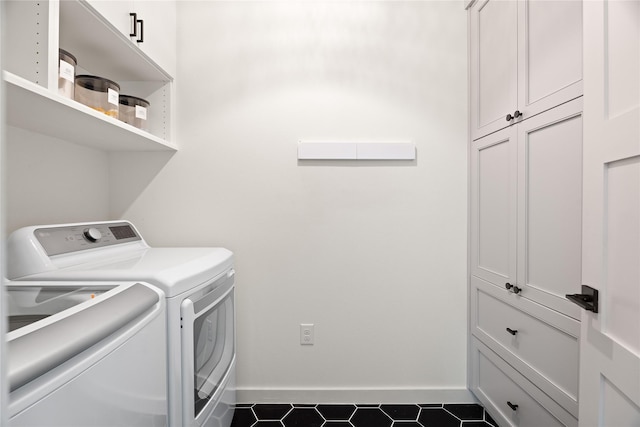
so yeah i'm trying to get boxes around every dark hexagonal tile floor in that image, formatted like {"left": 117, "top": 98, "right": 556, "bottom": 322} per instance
{"left": 252, "top": 404, "right": 292, "bottom": 420}
{"left": 283, "top": 408, "right": 324, "bottom": 427}
{"left": 381, "top": 404, "right": 421, "bottom": 420}
{"left": 230, "top": 403, "right": 496, "bottom": 427}
{"left": 350, "top": 407, "right": 392, "bottom": 427}
{"left": 317, "top": 404, "right": 357, "bottom": 420}
{"left": 418, "top": 408, "right": 461, "bottom": 427}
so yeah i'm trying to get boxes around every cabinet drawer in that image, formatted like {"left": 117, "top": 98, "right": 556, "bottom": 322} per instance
{"left": 471, "top": 337, "right": 578, "bottom": 427}
{"left": 471, "top": 277, "right": 579, "bottom": 416}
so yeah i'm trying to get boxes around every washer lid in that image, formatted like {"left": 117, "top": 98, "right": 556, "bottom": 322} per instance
{"left": 24, "top": 247, "right": 234, "bottom": 298}
{"left": 6, "top": 281, "right": 162, "bottom": 391}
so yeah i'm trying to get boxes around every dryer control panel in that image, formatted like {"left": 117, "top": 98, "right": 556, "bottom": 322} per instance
{"left": 35, "top": 222, "right": 142, "bottom": 256}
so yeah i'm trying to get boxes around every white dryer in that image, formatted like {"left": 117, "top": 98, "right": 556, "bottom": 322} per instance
{"left": 6, "top": 280, "right": 168, "bottom": 426}
{"left": 7, "top": 221, "right": 236, "bottom": 427}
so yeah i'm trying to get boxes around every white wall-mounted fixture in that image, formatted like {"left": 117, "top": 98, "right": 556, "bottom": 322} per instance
{"left": 300, "top": 324, "right": 314, "bottom": 345}
{"left": 297, "top": 141, "right": 416, "bottom": 161}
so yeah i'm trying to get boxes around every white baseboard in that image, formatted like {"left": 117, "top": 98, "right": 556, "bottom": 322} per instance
{"left": 236, "top": 388, "right": 477, "bottom": 404}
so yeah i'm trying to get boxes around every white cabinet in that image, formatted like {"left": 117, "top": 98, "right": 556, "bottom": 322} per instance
{"left": 3, "top": 0, "right": 176, "bottom": 151}
{"left": 470, "top": 97, "right": 583, "bottom": 320}
{"left": 469, "top": 96, "right": 584, "bottom": 422}
{"left": 87, "top": 0, "right": 176, "bottom": 77}
{"left": 469, "top": 0, "right": 583, "bottom": 141}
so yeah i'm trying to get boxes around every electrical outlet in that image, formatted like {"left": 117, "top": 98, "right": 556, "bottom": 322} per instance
{"left": 300, "top": 323, "right": 314, "bottom": 345}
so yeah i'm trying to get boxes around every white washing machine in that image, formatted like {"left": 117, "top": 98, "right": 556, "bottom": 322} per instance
{"left": 6, "top": 280, "right": 168, "bottom": 426}
{"left": 7, "top": 221, "right": 236, "bottom": 427}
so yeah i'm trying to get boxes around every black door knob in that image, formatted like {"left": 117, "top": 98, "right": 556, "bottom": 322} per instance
{"left": 512, "top": 286, "right": 522, "bottom": 294}
{"left": 514, "top": 110, "right": 522, "bottom": 119}
{"left": 507, "top": 401, "right": 519, "bottom": 411}
{"left": 505, "top": 283, "right": 513, "bottom": 290}
{"left": 506, "top": 327, "right": 518, "bottom": 336}
{"left": 506, "top": 113, "right": 514, "bottom": 121}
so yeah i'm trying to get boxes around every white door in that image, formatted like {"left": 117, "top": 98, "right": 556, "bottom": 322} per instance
{"left": 516, "top": 98, "right": 583, "bottom": 320}
{"left": 517, "top": 0, "right": 582, "bottom": 124}
{"left": 470, "top": 125, "right": 518, "bottom": 290}
{"left": 131, "top": 0, "right": 176, "bottom": 77}
{"left": 86, "top": 0, "right": 135, "bottom": 39}
{"left": 0, "top": 0, "right": 7, "bottom": 424}
{"left": 576, "top": 1, "right": 640, "bottom": 426}
{"left": 469, "top": 0, "right": 518, "bottom": 141}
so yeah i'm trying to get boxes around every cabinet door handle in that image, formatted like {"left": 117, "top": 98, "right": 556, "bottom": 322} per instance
{"left": 505, "top": 283, "right": 513, "bottom": 290}
{"left": 512, "top": 285, "right": 521, "bottom": 294}
{"left": 136, "top": 19, "right": 144, "bottom": 43}
{"left": 506, "top": 113, "right": 514, "bottom": 122}
{"left": 130, "top": 13, "right": 137, "bottom": 37}
{"left": 506, "top": 327, "right": 518, "bottom": 336}
{"left": 507, "top": 401, "right": 519, "bottom": 411}
{"left": 514, "top": 110, "right": 522, "bottom": 119}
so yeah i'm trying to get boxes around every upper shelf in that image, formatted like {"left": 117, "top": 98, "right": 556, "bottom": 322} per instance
{"left": 4, "top": 71, "right": 177, "bottom": 152}
{"left": 59, "top": 1, "right": 171, "bottom": 83}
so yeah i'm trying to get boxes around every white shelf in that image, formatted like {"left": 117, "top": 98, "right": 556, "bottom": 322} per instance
{"left": 4, "top": 71, "right": 177, "bottom": 152}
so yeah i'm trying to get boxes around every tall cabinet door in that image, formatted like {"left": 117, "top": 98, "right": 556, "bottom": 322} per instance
{"left": 469, "top": 0, "right": 518, "bottom": 141}
{"left": 515, "top": 98, "right": 583, "bottom": 320}
{"left": 517, "top": 0, "right": 583, "bottom": 122}
{"left": 470, "top": 126, "right": 518, "bottom": 290}
{"left": 577, "top": 1, "right": 640, "bottom": 425}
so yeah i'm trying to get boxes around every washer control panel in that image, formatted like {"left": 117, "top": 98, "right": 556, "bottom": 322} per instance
{"left": 35, "top": 222, "right": 141, "bottom": 256}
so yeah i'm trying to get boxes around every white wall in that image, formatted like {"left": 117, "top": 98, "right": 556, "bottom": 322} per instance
{"left": 6, "top": 126, "right": 110, "bottom": 233}
{"left": 110, "top": 0, "right": 468, "bottom": 402}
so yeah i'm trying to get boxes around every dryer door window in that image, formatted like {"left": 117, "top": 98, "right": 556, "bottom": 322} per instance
{"left": 191, "top": 287, "right": 235, "bottom": 417}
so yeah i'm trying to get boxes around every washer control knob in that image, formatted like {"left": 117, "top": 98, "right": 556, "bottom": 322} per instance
{"left": 83, "top": 227, "right": 102, "bottom": 242}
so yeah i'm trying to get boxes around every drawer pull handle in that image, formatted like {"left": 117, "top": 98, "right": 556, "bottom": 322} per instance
{"left": 513, "top": 110, "right": 522, "bottom": 119}
{"left": 512, "top": 285, "right": 521, "bottom": 294}
{"left": 506, "top": 327, "right": 518, "bottom": 336}
{"left": 506, "top": 113, "right": 514, "bottom": 122}
{"left": 507, "top": 401, "right": 519, "bottom": 411}
{"left": 505, "top": 283, "right": 513, "bottom": 290}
